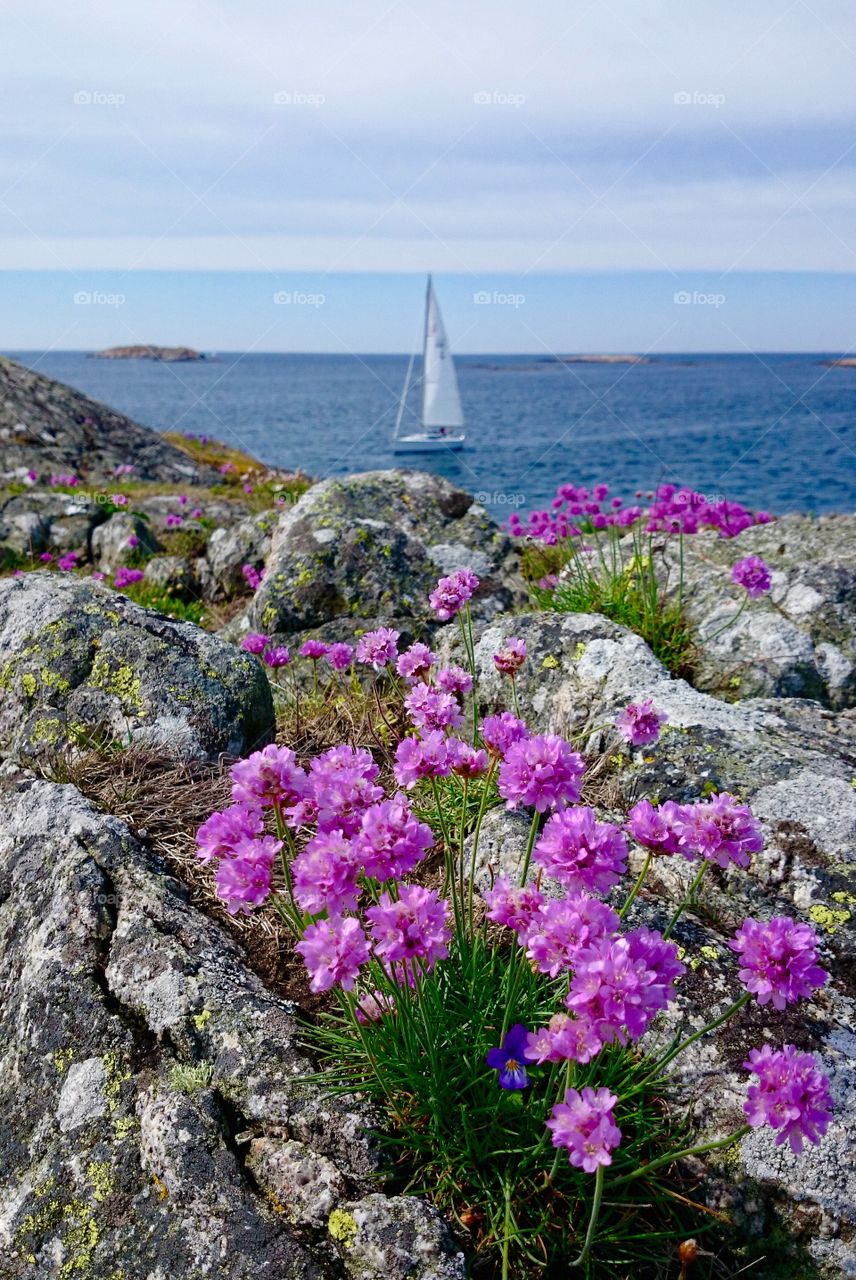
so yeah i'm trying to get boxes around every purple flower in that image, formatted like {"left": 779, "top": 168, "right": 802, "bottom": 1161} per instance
{"left": 678, "top": 792, "right": 763, "bottom": 869}
{"left": 165, "top": 512, "right": 183, "bottom": 528}
{"left": 565, "top": 929, "right": 684, "bottom": 1043}
{"left": 547, "top": 1087, "right": 622, "bottom": 1173}
{"left": 743, "top": 1044, "right": 833, "bottom": 1152}
{"left": 296, "top": 916, "right": 370, "bottom": 993}
{"left": 57, "top": 552, "right": 78, "bottom": 572}
{"left": 127, "top": 534, "right": 139, "bottom": 549}
{"left": 292, "top": 829, "right": 360, "bottom": 917}
{"left": 615, "top": 699, "right": 668, "bottom": 747}
{"left": 732, "top": 555, "right": 772, "bottom": 598}
{"left": 299, "top": 639, "right": 329, "bottom": 660}
{"left": 435, "top": 665, "right": 473, "bottom": 697}
{"left": 498, "top": 734, "right": 585, "bottom": 812}
{"left": 39, "top": 552, "right": 53, "bottom": 563}
{"left": 396, "top": 642, "right": 437, "bottom": 683}
{"left": 263, "top": 645, "right": 291, "bottom": 669}
{"left": 366, "top": 884, "right": 451, "bottom": 971}
{"left": 353, "top": 796, "right": 434, "bottom": 881}
{"left": 404, "top": 681, "right": 464, "bottom": 732}
{"left": 326, "top": 642, "right": 354, "bottom": 671}
{"left": 114, "top": 566, "right": 144, "bottom": 589}
{"left": 215, "top": 853, "right": 274, "bottom": 915}
{"left": 525, "top": 894, "right": 619, "bottom": 978}
{"left": 428, "top": 568, "right": 480, "bottom": 621}
{"left": 730, "top": 917, "right": 827, "bottom": 1010}
{"left": 309, "top": 745, "right": 383, "bottom": 835}
{"left": 524, "top": 1013, "right": 602, "bottom": 1066}
{"left": 448, "top": 740, "right": 489, "bottom": 778}
{"left": 229, "top": 744, "right": 308, "bottom": 812}
{"left": 393, "top": 731, "right": 452, "bottom": 788}
{"left": 241, "top": 632, "right": 270, "bottom": 655}
{"left": 356, "top": 989, "right": 395, "bottom": 1022}
{"left": 196, "top": 804, "right": 265, "bottom": 863}
{"left": 482, "top": 877, "right": 544, "bottom": 938}
{"left": 625, "top": 799, "right": 686, "bottom": 855}
{"left": 486, "top": 1024, "right": 530, "bottom": 1090}
{"left": 534, "top": 807, "right": 628, "bottom": 895}
{"left": 356, "top": 627, "right": 400, "bottom": 669}
{"left": 493, "top": 637, "right": 527, "bottom": 676}
{"left": 242, "top": 563, "right": 264, "bottom": 591}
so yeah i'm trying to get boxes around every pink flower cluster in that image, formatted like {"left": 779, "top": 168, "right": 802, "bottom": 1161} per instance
{"left": 731, "top": 554, "right": 773, "bottom": 598}
{"left": 240, "top": 631, "right": 290, "bottom": 668}
{"left": 615, "top": 699, "right": 668, "bottom": 747}
{"left": 114, "top": 566, "right": 144, "bottom": 590}
{"left": 547, "top": 1087, "right": 622, "bottom": 1173}
{"left": 534, "top": 807, "right": 628, "bottom": 894}
{"left": 356, "top": 628, "right": 400, "bottom": 669}
{"left": 498, "top": 733, "right": 585, "bottom": 812}
{"left": 242, "top": 563, "right": 265, "bottom": 591}
{"left": 626, "top": 792, "right": 764, "bottom": 868}
{"left": 509, "top": 481, "right": 773, "bottom": 545}
{"left": 429, "top": 568, "right": 479, "bottom": 621}
{"left": 743, "top": 1044, "right": 833, "bottom": 1152}
{"left": 731, "top": 916, "right": 827, "bottom": 1009}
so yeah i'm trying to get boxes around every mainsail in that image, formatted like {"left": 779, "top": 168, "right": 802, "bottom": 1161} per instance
{"left": 420, "top": 277, "right": 464, "bottom": 429}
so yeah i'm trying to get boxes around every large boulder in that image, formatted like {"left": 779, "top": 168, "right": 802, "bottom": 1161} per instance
{"left": 0, "top": 574, "right": 274, "bottom": 761}
{"left": 200, "top": 509, "right": 277, "bottom": 600}
{"left": 0, "top": 489, "right": 108, "bottom": 561}
{"left": 0, "top": 778, "right": 465, "bottom": 1279}
{"left": 247, "top": 471, "right": 525, "bottom": 638}
{"left": 91, "top": 511, "right": 161, "bottom": 572}
{"left": 0, "top": 355, "right": 218, "bottom": 485}
{"left": 660, "top": 515, "right": 856, "bottom": 708}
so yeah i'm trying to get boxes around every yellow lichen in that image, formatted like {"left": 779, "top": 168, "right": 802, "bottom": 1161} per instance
{"left": 21, "top": 671, "right": 38, "bottom": 697}
{"left": 54, "top": 1047, "right": 75, "bottom": 1072}
{"left": 831, "top": 891, "right": 856, "bottom": 906}
{"left": 102, "top": 1051, "right": 131, "bottom": 1113}
{"left": 152, "top": 1174, "right": 169, "bottom": 1202}
{"left": 809, "top": 903, "right": 851, "bottom": 934}
{"left": 328, "top": 1208, "right": 358, "bottom": 1248}
{"left": 192, "top": 1008, "right": 212, "bottom": 1029}
{"left": 573, "top": 642, "right": 586, "bottom": 660}
{"left": 699, "top": 945, "right": 720, "bottom": 960}
{"left": 86, "top": 1161, "right": 114, "bottom": 1203}
{"left": 541, "top": 655, "right": 559, "bottom": 670}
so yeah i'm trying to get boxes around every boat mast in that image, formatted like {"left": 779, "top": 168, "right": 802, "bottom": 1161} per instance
{"left": 393, "top": 351, "right": 416, "bottom": 440}
{"left": 420, "top": 273, "right": 431, "bottom": 429}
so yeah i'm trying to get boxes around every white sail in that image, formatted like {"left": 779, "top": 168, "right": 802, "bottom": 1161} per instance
{"left": 421, "top": 279, "right": 464, "bottom": 429}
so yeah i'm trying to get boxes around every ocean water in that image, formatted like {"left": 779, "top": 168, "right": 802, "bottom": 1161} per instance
{"left": 6, "top": 351, "right": 856, "bottom": 518}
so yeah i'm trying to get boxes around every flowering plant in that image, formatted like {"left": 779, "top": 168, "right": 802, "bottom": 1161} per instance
{"left": 196, "top": 571, "right": 830, "bottom": 1276}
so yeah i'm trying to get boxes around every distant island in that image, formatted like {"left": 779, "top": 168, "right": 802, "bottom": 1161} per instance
{"left": 554, "top": 354, "right": 648, "bottom": 365}
{"left": 91, "top": 345, "right": 205, "bottom": 362}
{"left": 823, "top": 357, "right": 856, "bottom": 367}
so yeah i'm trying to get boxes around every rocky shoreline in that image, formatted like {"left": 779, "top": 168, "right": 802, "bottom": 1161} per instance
{"left": 0, "top": 359, "right": 854, "bottom": 1278}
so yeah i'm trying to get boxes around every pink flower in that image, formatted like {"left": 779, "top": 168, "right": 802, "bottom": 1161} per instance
{"left": 57, "top": 552, "right": 78, "bottom": 572}
{"left": 165, "top": 512, "right": 183, "bottom": 528}
{"left": 292, "top": 829, "right": 360, "bottom": 917}
{"left": 114, "top": 566, "right": 144, "bottom": 589}
{"left": 196, "top": 804, "right": 265, "bottom": 862}
{"left": 110, "top": 494, "right": 128, "bottom": 507}
{"left": 493, "top": 637, "right": 527, "bottom": 676}
{"left": 498, "top": 733, "right": 585, "bottom": 812}
{"left": 428, "top": 568, "right": 480, "bottom": 620}
{"left": 356, "top": 627, "right": 400, "bottom": 669}
{"left": 242, "top": 563, "right": 264, "bottom": 591}
{"left": 566, "top": 928, "right": 684, "bottom": 1043}
{"left": 732, "top": 555, "right": 772, "bottom": 598}
{"left": 366, "top": 884, "right": 451, "bottom": 970}
{"left": 435, "top": 665, "right": 473, "bottom": 697}
{"left": 39, "top": 552, "right": 53, "bottom": 563}
{"left": 404, "top": 681, "right": 464, "bottom": 732}
{"left": 547, "top": 1087, "right": 622, "bottom": 1173}
{"left": 615, "top": 699, "right": 668, "bottom": 747}
{"left": 730, "top": 917, "right": 827, "bottom": 1010}
{"left": 309, "top": 745, "right": 383, "bottom": 835}
{"left": 396, "top": 642, "right": 437, "bottom": 683}
{"left": 263, "top": 645, "right": 291, "bottom": 668}
{"left": 241, "top": 632, "right": 270, "bottom": 655}
{"left": 229, "top": 744, "right": 308, "bottom": 812}
{"left": 525, "top": 894, "right": 618, "bottom": 978}
{"left": 299, "top": 639, "right": 329, "bottom": 660}
{"left": 481, "top": 713, "right": 529, "bottom": 758}
{"left": 393, "top": 731, "right": 452, "bottom": 788}
{"left": 127, "top": 535, "right": 139, "bottom": 549}
{"left": 625, "top": 799, "right": 686, "bottom": 855}
{"left": 534, "top": 807, "right": 628, "bottom": 894}
{"left": 448, "top": 740, "right": 489, "bottom": 778}
{"left": 524, "top": 1013, "right": 602, "bottom": 1066}
{"left": 326, "top": 642, "right": 354, "bottom": 671}
{"left": 356, "top": 989, "right": 395, "bottom": 1022}
{"left": 215, "top": 853, "right": 273, "bottom": 914}
{"left": 482, "top": 877, "right": 544, "bottom": 938}
{"left": 296, "top": 916, "right": 370, "bottom": 993}
{"left": 353, "top": 796, "right": 434, "bottom": 881}
{"left": 677, "top": 792, "right": 763, "bottom": 868}
{"left": 743, "top": 1044, "right": 832, "bottom": 1152}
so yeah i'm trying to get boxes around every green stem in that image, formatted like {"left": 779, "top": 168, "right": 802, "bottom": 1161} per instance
{"left": 608, "top": 1125, "right": 751, "bottom": 1189}
{"left": 458, "top": 777, "right": 469, "bottom": 927}
{"left": 571, "top": 1164, "right": 604, "bottom": 1269}
{"left": 618, "top": 850, "right": 652, "bottom": 921}
{"left": 701, "top": 593, "right": 749, "bottom": 645}
{"left": 468, "top": 760, "right": 497, "bottom": 930}
{"left": 511, "top": 678, "right": 521, "bottom": 718}
{"left": 663, "top": 860, "right": 709, "bottom": 939}
{"left": 501, "top": 1181, "right": 513, "bottom": 1280}
{"left": 518, "top": 809, "right": 542, "bottom": 888}
{"left": 640, "top": 991, "right": 751, "bottom": 1085}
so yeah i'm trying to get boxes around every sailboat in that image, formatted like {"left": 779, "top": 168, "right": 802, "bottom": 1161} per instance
{"left": 393, "top": 276, "right": 466, "bottom": 452}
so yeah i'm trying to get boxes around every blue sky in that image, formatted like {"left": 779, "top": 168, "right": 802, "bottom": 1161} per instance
{"left": 2, "top": 0, "right": 855, "bottom": 351}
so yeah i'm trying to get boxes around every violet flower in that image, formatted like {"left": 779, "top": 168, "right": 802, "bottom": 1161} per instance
{"left": 486, "top": 1023, "right": 530, "bottom": 1090}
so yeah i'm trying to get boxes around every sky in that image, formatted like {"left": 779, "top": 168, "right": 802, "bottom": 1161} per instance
{"left": 1, "top": 0, "right": 855, "bottom": 352}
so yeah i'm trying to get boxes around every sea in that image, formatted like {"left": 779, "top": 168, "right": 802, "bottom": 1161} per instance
{"left": 6, "top": 351, "right": 855, "bottom": 519}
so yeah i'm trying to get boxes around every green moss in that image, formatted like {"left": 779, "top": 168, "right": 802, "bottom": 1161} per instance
{"left": 168, "top": 1060, "right": 213, "bottom": 1094}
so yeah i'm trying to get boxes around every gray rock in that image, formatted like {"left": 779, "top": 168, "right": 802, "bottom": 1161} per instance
{"left": 248, "top": 470, "right": 525, "bottom": 638}
{"left": 0, "top": 489, "right": 107, "bottom": 560}
{"left": 0, "top": 776, "right": 462, "bottom": 1279}
{"left": 133, "top": 492, "right": 251, "bottom": 541}
{"left": 0, "top": 573, "right": 274, "bottom": 761}
{"left": 143, "top": 553, "right": 200, "bottom": 599}
{"left": 332, "top": 1195, "right": 466, "bottom": 1280}
{"left": 659, "top": 515, "right": 856, "bottom": 708}
{"left": 0, "top": 354, "right": 218, "bottom": 485}
{"left": 203, "top": 509, "right": 277, "bottom": 600}
{"left": 91, "top": 511, "right": 161, "bottom": 571}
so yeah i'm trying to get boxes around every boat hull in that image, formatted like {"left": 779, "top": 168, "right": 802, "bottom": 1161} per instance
{"left": 393, "top": 434, "right": 465, "bottom": 452}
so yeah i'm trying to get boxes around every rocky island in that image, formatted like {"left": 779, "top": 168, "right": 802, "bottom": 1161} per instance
{"left": 0, "top": 358, "right": 853, "bottom": 1279}
{"left": 91, "top": 345, "right": 206, "bottom": 361}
